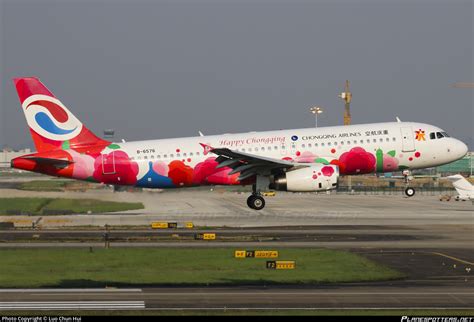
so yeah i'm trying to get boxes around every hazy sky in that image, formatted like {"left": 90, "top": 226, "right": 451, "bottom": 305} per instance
{"left": 1, "top": 0, "right": 472, "bottom": 149}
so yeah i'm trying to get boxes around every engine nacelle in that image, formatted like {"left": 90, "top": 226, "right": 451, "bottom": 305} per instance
{"left": 270, "top": 164, "right": 339, "bottom": 192}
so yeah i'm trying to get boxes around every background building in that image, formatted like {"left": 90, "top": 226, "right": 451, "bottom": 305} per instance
{"left": 0, "top": 148, "right": 31, "bottom": 168}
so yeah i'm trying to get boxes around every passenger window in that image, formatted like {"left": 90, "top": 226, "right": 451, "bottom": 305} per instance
{"left": 328, "top": 142, "right": 332, "bottom": 146}
{"left": 341, "top": 141, "right": 344, "bottom": 145}
{"left": 302, "top": 144, "right": 306, "bottom": 148}
{"left": 347, "top": 141, "right": 351, "bottom": 145}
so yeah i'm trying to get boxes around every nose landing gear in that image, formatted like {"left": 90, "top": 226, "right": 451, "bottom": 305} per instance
{"left": 403, "top": 170, "right": 415, "bottom": 197}
{"left": 404, "top": 187, "right": 416, "bottom": 197}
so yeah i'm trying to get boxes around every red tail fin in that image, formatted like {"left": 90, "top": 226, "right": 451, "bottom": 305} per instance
{"left": 13, "top": 77, "right": 110, "bottom": 152}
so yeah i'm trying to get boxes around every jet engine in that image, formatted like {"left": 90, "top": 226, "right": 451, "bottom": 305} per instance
{"left": 270, "top": 164, "right": 339, "bottom": 192}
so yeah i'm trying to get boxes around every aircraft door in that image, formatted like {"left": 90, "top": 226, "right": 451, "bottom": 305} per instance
{"left": 102, "top": 151, "right": 116, "bottom": 174}
{"left": 400, "top": 127, "right": 415, "bottom": 152}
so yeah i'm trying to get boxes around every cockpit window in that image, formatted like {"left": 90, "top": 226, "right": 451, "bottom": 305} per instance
{"left": 436, "top": 132, "right": 443, "bottom": 139}
{"left": 430, "top": 132, "right": 436, "bottom": 140}
{"left": 442, "top": 132, "right": 450, "bottom": 137}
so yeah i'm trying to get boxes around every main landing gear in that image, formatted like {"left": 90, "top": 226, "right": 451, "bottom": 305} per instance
{"left": 247, "top": 194, "right": 265, "bottom": 210}
{"left": 247, "top": 177, "right": 270, "bottom": 210}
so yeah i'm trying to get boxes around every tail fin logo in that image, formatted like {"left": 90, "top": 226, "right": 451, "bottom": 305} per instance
{"left": 22, "top": 94, "right": 83, "bottom": 141}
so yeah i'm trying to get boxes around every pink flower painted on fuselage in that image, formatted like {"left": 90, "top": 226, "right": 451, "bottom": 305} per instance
{"left": 152, "top": 161, "right": 169, "bottom": 176}
{"left": 338, "top": 147, "right": 376, "bottom": 174}
{"left": 382, "top": 155, "right": 399, "bottom": 171}
{"left": 93, "top": 151, "right": 139, "bottom": 185}
{"left": 295, "top": 151, "right": 318, "bottom": 163}
{"left": 68, "top": 150, "right": 95, "bottom": 180}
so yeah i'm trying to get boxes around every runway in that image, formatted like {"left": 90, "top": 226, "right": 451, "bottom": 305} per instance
{"left": 1, "top": 285, "right": 472, "bottom": 310}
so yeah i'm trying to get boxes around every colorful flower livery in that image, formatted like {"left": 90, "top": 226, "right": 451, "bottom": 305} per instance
{"left": 11, "top": 77, "right": 468, "bottom": 209}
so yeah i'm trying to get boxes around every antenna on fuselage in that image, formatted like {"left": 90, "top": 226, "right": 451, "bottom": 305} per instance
{"left": 198, "top": 131, "right": 205, "bottom": 137}
{"left": 396, "top": 117, "right": 402, "bottom": 123}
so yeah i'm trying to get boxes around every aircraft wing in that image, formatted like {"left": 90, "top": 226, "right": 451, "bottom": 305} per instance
{"left": 204, "top": 144, "right": 298, "bottom": 181}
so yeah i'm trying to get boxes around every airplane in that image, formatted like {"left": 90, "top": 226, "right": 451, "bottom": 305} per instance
{"left": 10, "top": 77, "right": 468, "bottom": 210}
{"left": 447, "top": 175, "right": 474, "bottom": 201}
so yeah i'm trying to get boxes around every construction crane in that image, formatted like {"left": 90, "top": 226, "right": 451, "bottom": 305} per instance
{"left": 339, "top": 80, "right": 352, "bottom": 125}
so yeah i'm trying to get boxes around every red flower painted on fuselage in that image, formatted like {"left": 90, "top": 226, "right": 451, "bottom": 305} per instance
{"left": 338, "top": 147, "right": 376, "bottom": 174}
{"left": 192, "top": 157, "right": 219, "bottom": 184}
{"left": 321, "top": 166, "right": 335, "bottom": 177}
{"left": 168, "top": 160, "right": 194, "bottom": 186}
{"left": 93, "top": 151, "right": 139, "bottom": 185}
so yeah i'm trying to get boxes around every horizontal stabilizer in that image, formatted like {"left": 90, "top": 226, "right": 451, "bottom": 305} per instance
{"left": 21, "top": 156, "right": 73, "bottom": 169}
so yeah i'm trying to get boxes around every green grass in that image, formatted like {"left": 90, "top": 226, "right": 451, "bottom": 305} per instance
{"left": 45, "top": 198, "right": 144, "bottom": 213}
{"left": 0, "top": 198, "right": 144, "bottom": 215}
{"left": 0, "top": 248, "right": 403, "bottom": 288}
{"left": 18, "top": 180, "right": 70, "bottom": 192}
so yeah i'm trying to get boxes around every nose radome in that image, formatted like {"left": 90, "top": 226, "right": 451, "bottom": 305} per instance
{"left": 458, "top": 140, "right": 468, "bottom": 158}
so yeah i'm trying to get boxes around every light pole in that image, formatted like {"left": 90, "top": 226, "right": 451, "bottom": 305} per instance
{"left": 309, "top": 106, "right": 324, "bottom": 128}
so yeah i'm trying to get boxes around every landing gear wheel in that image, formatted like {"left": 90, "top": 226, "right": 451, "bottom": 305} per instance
{"left": 405, "top": 187, "right": 415, "bottom": 197}
{"left": 247, "top": 195, "right": 266, "bottom": 210}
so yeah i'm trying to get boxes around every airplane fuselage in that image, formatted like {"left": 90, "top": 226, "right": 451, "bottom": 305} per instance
{"left": 13, "top": 121, "right": 467, "bottom": 189}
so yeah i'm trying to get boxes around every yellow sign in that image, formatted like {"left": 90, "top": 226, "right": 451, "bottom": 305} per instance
{"left": 266, "top": 260, "right": 295, "bottom": 270}
{"left": 185, "top": 222, "right": 194, "bottom": 229}
{"left": 151, "top": 222, "right": 168, "bottom": 229}
{"left": 203, "top": 233, "right": 216, "bottom": 240}
{"left": 234, "top": 250, "right": 279, "bottom": 258}
{"left": 255, "top": 251, "right": 279, "bottom": 258}
{"left": 234, "top": 250, "right": 246, "bottom": 258}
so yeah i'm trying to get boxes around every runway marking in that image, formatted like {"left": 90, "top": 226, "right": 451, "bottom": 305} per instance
{"left": 143, "top": 307, "right": 474, "bottom": 311}
{"left": 0, "top": 288, "right": 142, "bottom": 293}
{"left": 0, "top": 301, "right": 145, "bottom": 310}
{"left": 431, "top": 252, "right": 474, "bottom": 266}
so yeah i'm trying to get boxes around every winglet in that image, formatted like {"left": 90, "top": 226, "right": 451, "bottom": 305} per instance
{"left": 199, "top": 143, "right": 214, "bottom": 155}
